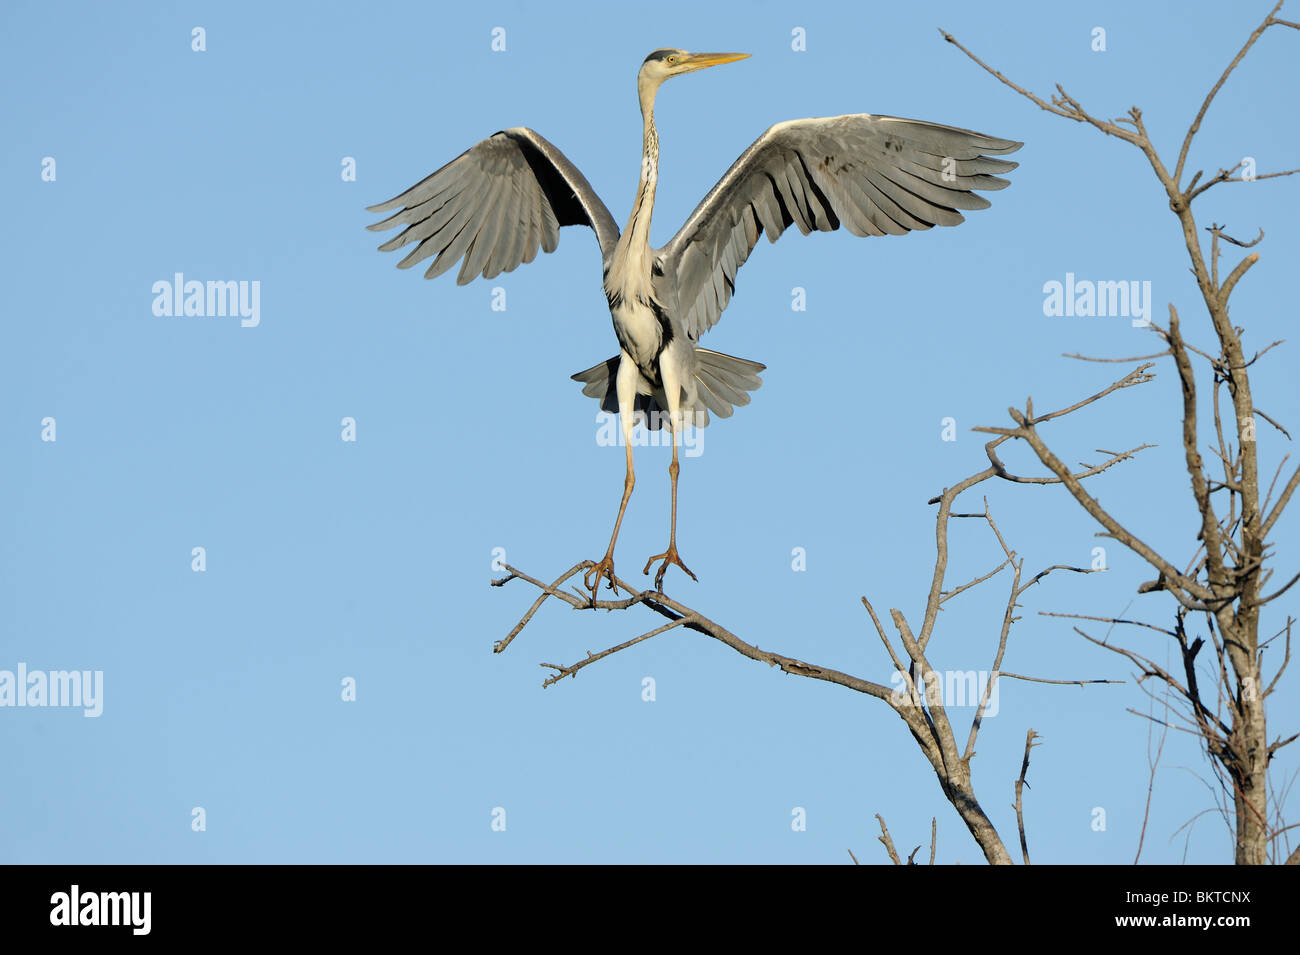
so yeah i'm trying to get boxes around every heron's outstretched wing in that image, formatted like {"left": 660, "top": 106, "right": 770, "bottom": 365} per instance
{"left": 655, "top": 115, "right": 1022, "bottom": 340}
{"left": 368, "top": 127, "right": 620, "bottom": 284}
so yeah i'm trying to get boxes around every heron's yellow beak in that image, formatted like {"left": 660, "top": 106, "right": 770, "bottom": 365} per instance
{"left": 681, "top": 52, "right": 750, "bottom": 73}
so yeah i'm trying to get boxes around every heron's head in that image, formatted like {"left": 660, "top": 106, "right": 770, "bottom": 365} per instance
{"left": 638, "top": 48, "right": 749, "bottom": 101}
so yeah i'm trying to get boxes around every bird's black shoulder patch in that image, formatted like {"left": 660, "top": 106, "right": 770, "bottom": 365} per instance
{"left": 640, "top": 294, "right": 674, "bottom": 352}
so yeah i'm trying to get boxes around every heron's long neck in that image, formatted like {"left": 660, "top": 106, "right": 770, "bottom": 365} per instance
{"left": 624, "top": 86, "right": 660, "bottom": 259}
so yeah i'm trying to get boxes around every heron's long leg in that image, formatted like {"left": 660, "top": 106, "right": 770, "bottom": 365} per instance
{"left": 643, "top": 373, "right": 697, "bottom": 592}
{"left": 585, "top": 439, "right": 633, "bottom": 597}
{"left": 585, "top": 352, "right": 639, "bottom": 598}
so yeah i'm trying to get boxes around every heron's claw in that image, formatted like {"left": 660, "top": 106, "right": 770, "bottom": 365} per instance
{"left": 642, "top": 545, "right": 697, "bottom": 592}
{"left": 584, "top": 554, "right": 619, "bottom": 599}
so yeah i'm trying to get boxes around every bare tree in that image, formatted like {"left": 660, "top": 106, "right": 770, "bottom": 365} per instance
{"left": 942, "top": 1, "right": 1299, "bottom": 864}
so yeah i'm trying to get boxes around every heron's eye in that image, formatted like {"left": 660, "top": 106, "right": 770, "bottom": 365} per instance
{"left": 666, "top": 55, "right": 676, "bottom": 64}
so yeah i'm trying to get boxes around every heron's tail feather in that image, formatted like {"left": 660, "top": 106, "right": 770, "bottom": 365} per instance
{"left": 694, "top": 349, "right": 765, "bottom": 422}
{"left": 570, "top": 349, "right": 765, "bottom": 430}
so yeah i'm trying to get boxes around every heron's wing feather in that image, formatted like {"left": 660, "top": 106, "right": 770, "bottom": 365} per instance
{"left": 656, "top": 114, "right": 1021, "bottom": 340}
{"left": 368, "top": 127, "right": 620, "bottom": 284}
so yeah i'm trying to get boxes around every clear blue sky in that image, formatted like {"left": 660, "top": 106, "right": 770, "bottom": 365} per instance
{"left": 3, "top": 0, "right": 1297, "bottom": 863}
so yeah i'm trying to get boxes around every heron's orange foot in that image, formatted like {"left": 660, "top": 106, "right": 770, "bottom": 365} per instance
{"left": 584, "top": 554, "right": 619, "bottom": 599}
{"left": 642, "top": 545, "right": 697, "bottom": 592}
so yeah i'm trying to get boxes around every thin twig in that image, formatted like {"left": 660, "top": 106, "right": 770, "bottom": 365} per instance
{"left": 1014, "top": 730, "right": 1040, "bottom": 865}
{"left": 876, "top": 814, "right": 902, "bottom": 866}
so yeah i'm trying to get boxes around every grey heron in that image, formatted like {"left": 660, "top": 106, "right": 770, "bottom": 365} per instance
{"left": 368, "top": 48, "right": 1021, "bottom": 596}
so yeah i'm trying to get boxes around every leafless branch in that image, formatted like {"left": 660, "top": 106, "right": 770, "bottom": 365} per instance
{"left": 1014, "top": 730, "right": 1039, "bottom": 865}
{"left": 496, "top": 562, "right": 898, "bottom": 698}
{"left": 1174, "top": 1, "right": 1291, "bottom": 185}
{"left": 937, "top": 29, "right": 1144, "bottom": 146}
{"left": 1254, "top": 407, "right": 1292, "bottom": 440}
{"left": 1064, "top": 349, "right": 1171, "bottom": 363}
{"left": 1135, "top": 686, "right": 1171, "bottom": 864}
{"left": 876, "top": 814, "right": 903, "bottom": 866}
{"left": 1039, "top": 610, "right": 1176, "bottom": 637}
{"left": 540, "top": 616, "right": 690, "bottom": 688}
{"left": 999, "top": 672, "right": 1121, "bottom": 687}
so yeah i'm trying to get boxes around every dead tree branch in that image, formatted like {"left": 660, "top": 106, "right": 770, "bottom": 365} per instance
{"left": 1014, "top": 729, "right": 1040, "bottom": 865}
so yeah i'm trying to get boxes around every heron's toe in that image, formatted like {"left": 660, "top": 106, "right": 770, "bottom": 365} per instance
{"left": 643, "top": 546, "right": 697, "bottom": 592}
{"left": 584, "top": 555, "right": 619, "bottom": 599}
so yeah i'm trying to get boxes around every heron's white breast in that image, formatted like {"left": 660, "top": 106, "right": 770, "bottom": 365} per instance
{"left": 610, "top": 298, "right": 663, "bottom": 373}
